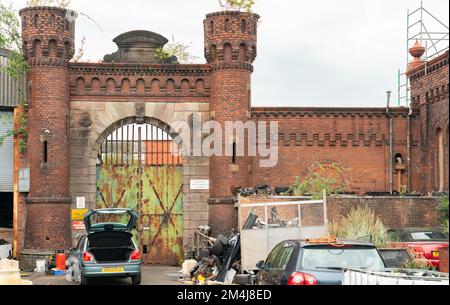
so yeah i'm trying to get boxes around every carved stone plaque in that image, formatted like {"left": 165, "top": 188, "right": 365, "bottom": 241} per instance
{"left": 103, "top": 30, "right": 176, "bottom": 64}
{"left": 135, "top": 102, "right": 145, "bottom": 124}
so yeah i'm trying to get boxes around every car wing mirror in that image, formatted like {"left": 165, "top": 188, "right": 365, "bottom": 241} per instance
{"left": 256, "top": 260, "right": 266, "bottom": 269}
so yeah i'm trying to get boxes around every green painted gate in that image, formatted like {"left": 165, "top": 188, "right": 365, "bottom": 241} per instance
{"left": 96, "top": 123, "right": 184, "bottom": 265}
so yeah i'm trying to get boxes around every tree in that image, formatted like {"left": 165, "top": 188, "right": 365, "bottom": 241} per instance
{"left": 0, "top": 2, "right": 28, "bottom": 80}
{"left": 155, "top": 36, "right": 198, "bottom": 64}
{"left": 218, "top": 0, "right": 257, "bottom": 12}
{"left": 1, "top": 1, "right": 29, "bottom": 151}
{"left": 290, "top": 161, "right": 350, "bottom": 199}
{"left": 26, "top": 0, "right": 71, "bottom": 7}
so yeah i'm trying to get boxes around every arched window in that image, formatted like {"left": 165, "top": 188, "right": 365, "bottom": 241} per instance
{"left": 151, "top": 79, "right": 160, "bottom": 93}
{"left": 239, "top": 43, "right": 247, "bottom": 61}
{"left": 91, "top": 78, "right": 101, "bottom": 92}
{"left": 210, "top": 45, "right": 217, "bottom": 62}
{"left": 223, "top": 43, "right": 232, "bottom": 61}
{"left": 76, "top": 77, "right": 85, "bottom": 95}
{"left": 137, "top": 79, "right": 146, "bottom": 94}
{"left": 210, "top": 20, "right": 215, "bottom": 35}
{"left": 181, "top": 79, "right": 190, "bottom": 95}
{"left": 224, "top": 19, "right": 231, "bottom": 32}
{"left": 121, "top": 78, "right": 131, "bottom": 94}
{"left": 166, "top": 79, "right": 175, "bottom": 95}
{"left": 241, "top": 19, "right": 247, "bottom": 33}
{"left": 50, "top": 15, "right": 56, "bottom": 29}
{"left": 106, "top": 78, "right": 116, "bottom": 93}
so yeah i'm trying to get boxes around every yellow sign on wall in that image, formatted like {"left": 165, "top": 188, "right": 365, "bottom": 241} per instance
{"left": 72, "top": 209, "right": 89, "bottom": 221}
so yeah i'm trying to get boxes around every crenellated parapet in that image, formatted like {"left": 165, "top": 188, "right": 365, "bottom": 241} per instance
{"left": 19, "top": 6, "right": 75, "bottom": 66}
{"left": 204, "top": 11, "right": 259, "bottom": 70}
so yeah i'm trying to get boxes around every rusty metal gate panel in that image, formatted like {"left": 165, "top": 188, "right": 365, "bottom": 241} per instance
{"left": 96, "top": 123, "right": 183, "bottom": 266}
{"left": 140, "top": 166, "right": 184, "bottom": 265}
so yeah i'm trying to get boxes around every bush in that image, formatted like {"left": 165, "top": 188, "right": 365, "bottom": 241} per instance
{"left": 438, "top": 196, "right": 449, "bottom": 222}
{"left": 329, "top": 207, "right": 389, "bottom": 248}
{"left": 290, "top": 162, "right": 350, "bottom": 199}
{"left": 442, "top": 219, "right": 449, "bottom": 237}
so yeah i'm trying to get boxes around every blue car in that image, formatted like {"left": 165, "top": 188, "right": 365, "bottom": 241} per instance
{"left": 67, "top": 209, "right": 142, "bottom": 285}
{"left": 256, "top": 239, "right": 386, "bottom": 285}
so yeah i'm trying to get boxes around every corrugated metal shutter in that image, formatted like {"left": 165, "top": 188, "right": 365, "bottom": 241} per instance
{"left": 0, "top": 48, "right": 27, "bottom": 107}
{"left": 0, "top": 110, "right": 14, "bottom": 192}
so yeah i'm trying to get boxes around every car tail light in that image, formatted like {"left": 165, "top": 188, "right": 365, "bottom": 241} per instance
{"left": 287, "top": 272, "right": 318, "bottom": 286}
{"left": 83, "top": 251, "right": 95, "bottom": 263}
{"left": 130, "top": 249, "right": 141, "bottom": 261}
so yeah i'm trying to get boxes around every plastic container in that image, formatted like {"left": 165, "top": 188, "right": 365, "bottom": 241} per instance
{"left": 56, "top": 253, "right": 66, "bottom": 271}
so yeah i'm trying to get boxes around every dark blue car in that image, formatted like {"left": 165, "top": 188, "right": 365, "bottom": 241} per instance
{"left": 256, "top": 239, "right": 386, "bottom": 285}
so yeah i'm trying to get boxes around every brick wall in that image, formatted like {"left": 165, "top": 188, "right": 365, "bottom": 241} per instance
{"left": 20, "top": 6, "right": 74, "bottom": 251}
{"left": 209, "top": 202, "right": 238, "bottom": 236}
{"left": 250, "top": 108, "right": 420, "bottom": 195}
{"left": 205, "top": 11, "right": 258, "bottom": 200}
{"left": 327, "top": 196, "right": 439, "bottom": 228}
{"left": 408, "top": 51, "right": 449, "bottom": 194}
{"left": 209, "top": 196, "right": 440, "bottom": 234}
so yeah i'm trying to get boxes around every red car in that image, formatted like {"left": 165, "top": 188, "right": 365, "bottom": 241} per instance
{"left": 388, "top": 228, "right": 449, "bottom": 269}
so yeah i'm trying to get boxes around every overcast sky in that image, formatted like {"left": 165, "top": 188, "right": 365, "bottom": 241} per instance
{"left": 9, "top": 0, "right": 450, "bottom": 107}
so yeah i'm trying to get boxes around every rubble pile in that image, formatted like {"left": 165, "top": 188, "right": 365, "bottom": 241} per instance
{"left": 0, "top": 259, "right": 32, "bottom": 285}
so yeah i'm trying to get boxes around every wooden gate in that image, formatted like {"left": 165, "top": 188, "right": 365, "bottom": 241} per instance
{"left": 96, "top": 123, "right": 184, "bottom": 265}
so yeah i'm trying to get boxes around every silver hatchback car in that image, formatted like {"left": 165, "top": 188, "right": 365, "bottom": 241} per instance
{"left": 67, "top": 209, "right": 142, "bottom": 285}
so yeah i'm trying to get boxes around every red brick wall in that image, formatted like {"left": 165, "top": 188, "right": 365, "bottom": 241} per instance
{"left": 20, "top": 6, "right": 74, "bottom": 251}
{"left": 208, "top": 196, "right": 440, "bottom": 235}
{"left": 326, "top": 196, "right": 439, "bottom": 228}
{"left": 209, "top": 202, "right": 238, "bottom": 236}
{"left": 250, "top": 108, "right": 420, "bottom": 195}
{"left": 409, "top": 52, "right": 449, "bottom": 194}
{"left": 205, "top": 11, "right": 259, "bottom": 199}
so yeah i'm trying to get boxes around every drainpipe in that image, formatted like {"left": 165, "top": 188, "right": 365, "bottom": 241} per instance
{"left": 386, "top": 91, "right": 394, "bottom": 195}
{"left": 407, "top": 106, "right": 413, "bottom": 193}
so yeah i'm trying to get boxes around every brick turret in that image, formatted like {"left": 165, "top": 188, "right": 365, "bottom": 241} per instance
{"left": 20, "top": 6, "right": 75, "bottom": 251}
{"left": 204, "top": 11, "right": 259, "bottom": 200}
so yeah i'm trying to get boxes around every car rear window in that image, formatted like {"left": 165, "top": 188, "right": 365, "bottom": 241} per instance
{"left": 299, "top": 246, "right": 385, "bottom": 270}
{"left": 89, "top": 211, "right": 131, "bottom": 228}
{"left": 408, "top": 231, "right": 448, "bottom": 242}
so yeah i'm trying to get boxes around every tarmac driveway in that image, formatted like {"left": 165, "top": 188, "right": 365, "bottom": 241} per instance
{"left": 28, "top": 265, "right": 184, "bottom": 285}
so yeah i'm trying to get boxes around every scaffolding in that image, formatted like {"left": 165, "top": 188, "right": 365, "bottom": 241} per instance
{"left": 398, "top": 1, "right": 449, "bottom": 107}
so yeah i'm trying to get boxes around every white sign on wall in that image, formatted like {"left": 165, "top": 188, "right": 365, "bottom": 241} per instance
{"left": 18, "top": 168, "right": 30, "bottom": 193}
{"left": 76, "top": 197, "right": 86, "bottom": 209}
{"left": 190, "top": 180, "right": 210, "bottom": 190}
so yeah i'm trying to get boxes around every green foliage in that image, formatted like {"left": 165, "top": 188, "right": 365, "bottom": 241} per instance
{"left": 0, "top": 2, "right": 28, "bottom": 152}
{"left": 290, "top": 161, "right": 350, "bottom": 199}
{"left": 0, "top": 2, "right": 29, "bottom": 80}
{"left": 399, "top": 185, "right": 408, "bottom": 197}
{"left": 155, "top": 37, "right": 197, "bottom": 64}
{"left": 329, "top": 207, "right": 389, "bottom": 248}
{"left": 154, "top": 47, "right": 174, "bottom": 64}
{"left": 442, "top": 219, "right": 449, "bottom": 237}
{"left": 218, "top": 0, "right": 256, "bottom": 12}
{"left": 26, "top": 0, "right": 71, "bottom": 8}
{"left": 438, "top": 196, "right": 449, "bottom": 222}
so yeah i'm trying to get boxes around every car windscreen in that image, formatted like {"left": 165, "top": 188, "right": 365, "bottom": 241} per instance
{"left": 89, "top": 211, "right": 131, "bottom": 229}
{"left": 406, "top": 231, "right": 448, "bottom": 242}
{"left": 299, "top": 246, "right": 385, "bottom": 270}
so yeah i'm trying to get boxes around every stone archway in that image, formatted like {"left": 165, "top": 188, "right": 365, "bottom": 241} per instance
{"left": 69, "top": 101, "right": 210, "bottom": 260}
{"left": 94, "top": 117, "right": 185, "bottom": 265}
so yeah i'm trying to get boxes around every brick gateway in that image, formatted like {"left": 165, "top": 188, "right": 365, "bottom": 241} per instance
{"left": 17, "top": 6, "right": 448, "bottom": 263}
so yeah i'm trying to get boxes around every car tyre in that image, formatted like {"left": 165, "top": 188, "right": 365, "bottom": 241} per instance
{"left": 80, "top": 274, "right": 89, "bottom": 286}
{"left": 131, "top": 273, "right": 141, "bottom": 285}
